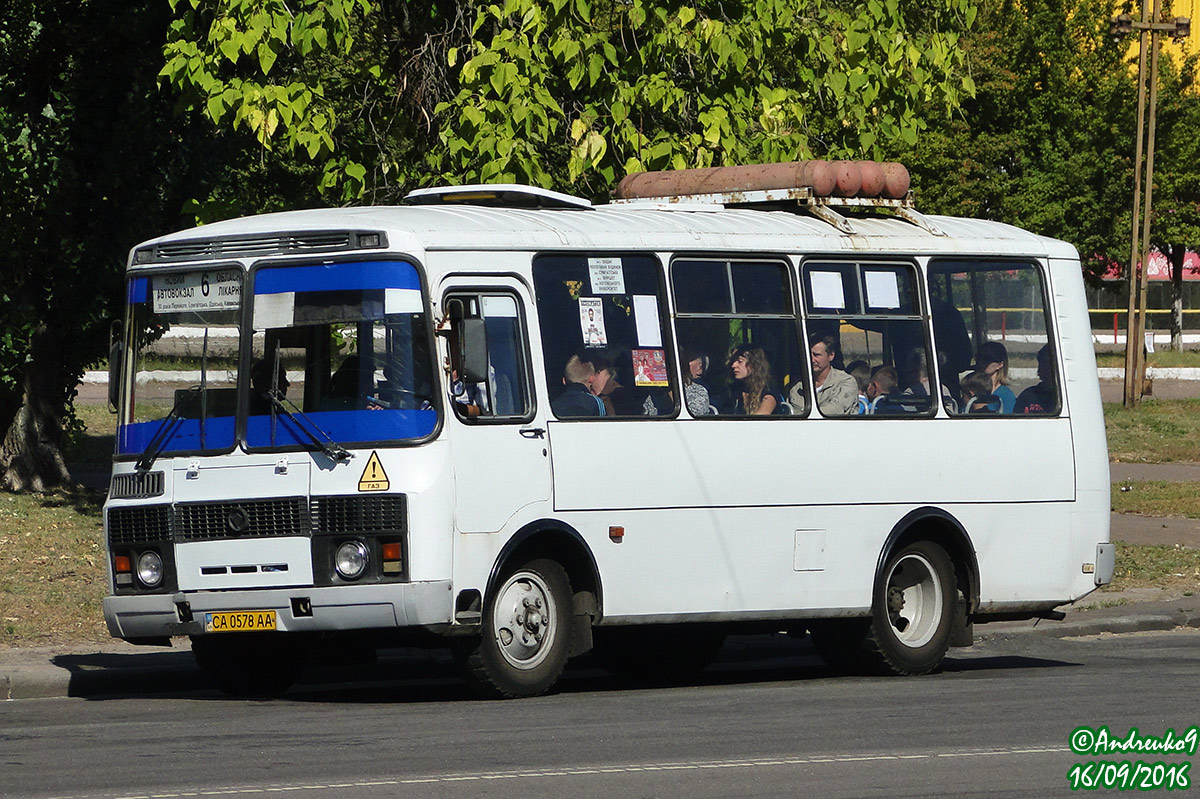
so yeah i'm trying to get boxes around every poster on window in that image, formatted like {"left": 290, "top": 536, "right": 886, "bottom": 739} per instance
{"left": 579, "top": 297, "right": 607, "bottom": 347}
{"left": 588, "top": 257, "right": 626, "bottom": 294}
{"left": 632, "top": 348, "right": 669, "bottom": 387}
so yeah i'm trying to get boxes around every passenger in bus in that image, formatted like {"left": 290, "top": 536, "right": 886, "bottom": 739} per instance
{"left": 589, "top": 355, "right": 639, "bottom": 416}
{"left": 729, "top": 345, "right": 777, "bottom": 415}
{"left": 795, "top": 333, "right": 857, "bottom": 415}
{"left": 864, "top": 365, "right": 900, "bottom": 413}
{"left": 845, "top": 360, "right": 871, "bottom": 414}
{"left": 900, "top": 348, "right": 957, "bottom": 412}
{"left": 959, "top": 370, "right": 1000, "bottom": 414}
{"left": 973, "top": 341, "right": 1016, "bottom": 414}
{"left": 249, "top": 358, "right": 289, "bottom": 415}
{"left": 1015, "top": 344, "right": 1056, "bottom": 414}
{"left": 552, "top": 355, "right": 606, "bottom": 417}
{"left": 680, "top": 347, "right": 713, "bottom": 416}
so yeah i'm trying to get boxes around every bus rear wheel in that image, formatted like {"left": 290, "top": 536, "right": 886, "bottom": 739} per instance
{"left": 865, "top": 540, "right": 955, "bottom": 675}
{"left": 454, "top": 558, "right": 574, "bottom": 699}
{"left": 190, "top": 632, "right": 311, "bottom": 697}
{"left": 810, "top": 540, "right": 955, "bottom": 676}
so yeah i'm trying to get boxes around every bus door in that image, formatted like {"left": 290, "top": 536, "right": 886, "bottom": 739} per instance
{"left": 441, "top": 280, "right": 549, "bottom": 533}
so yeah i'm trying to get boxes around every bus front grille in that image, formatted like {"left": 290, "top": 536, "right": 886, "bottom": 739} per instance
{"left": 174, "top": 497, "right": 309, "bottom": 541}
{"left": 311, "top": 495, "right": 407, "bottom": 534}
{"left": 110, "top": 471, "right": 165, "bottom": 499}
{"left": 107, "top": 504, "right": 172, "bottom": 546}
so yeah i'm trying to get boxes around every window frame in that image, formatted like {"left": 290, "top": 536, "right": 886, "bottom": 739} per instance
{"left": 927, "top": 256, "right": 1062, "bottom": 418}
{"left": 670, "top": 253, "right": 807, "bottom": 418}
{"left": 242, "top": 254, "right": 443, "bottom": 454}
{"left": 799, "top": 256, "right": 937, "bottom": 419}
{"left": 441, "top": 287, "right": 538, "bottom": 426}
{"left": 532, "top": 251, "right": 680, "bottom": 421}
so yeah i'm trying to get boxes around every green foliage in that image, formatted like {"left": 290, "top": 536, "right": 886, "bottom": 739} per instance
{"left": 159, "top": 0, "right": 377, "bottom": 205}
{"left": 160, "top": 0, "right": 978, "bottom": 203}
{"left": 905, "top": 0, "right": 1135, "bottom": 282}
{"left": 431, "top": 0, "right": 978, "bottom": 197}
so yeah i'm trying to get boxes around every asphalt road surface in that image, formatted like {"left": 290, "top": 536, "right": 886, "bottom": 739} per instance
{"left": 3, "top": 629, "right": 1197, "bottom": 799}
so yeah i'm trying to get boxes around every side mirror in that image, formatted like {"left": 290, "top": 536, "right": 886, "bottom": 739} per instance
{"left": 445, "top": 298, "right": 489, "bottom": 384}
{"left": 107, "top": 320, "right": 124, "bottom": 414}
{"left": 458, "top": 318, "right": 489, "bottom": 384}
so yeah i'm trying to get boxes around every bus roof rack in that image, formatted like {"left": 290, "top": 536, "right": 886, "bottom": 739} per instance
{"left": 404, "top": 184, "right": 593, "bottom": 210}
{"left": 609, "top": 160, "right": 945, "bottom": 236}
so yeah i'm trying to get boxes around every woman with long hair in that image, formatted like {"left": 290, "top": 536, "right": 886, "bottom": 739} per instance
{"left": 729, "top": 345, "right": 776, "bottom": 415}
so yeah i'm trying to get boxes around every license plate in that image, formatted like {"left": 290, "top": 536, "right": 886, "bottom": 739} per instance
{"left": 204, "top": 610, "right": 277, "bottom": 633}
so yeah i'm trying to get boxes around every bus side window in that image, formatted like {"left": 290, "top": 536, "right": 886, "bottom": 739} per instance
{"left": 803, "top": 261, "right": 934, "bottom": 417}
{"left": 672, "top": 257, "right": 804, "bottom": 417}
{"left": 930, "top": 259, "right": 1059, "bottom": 416}
{"left": 532, "top": 254, "right": 677, "bottom": 419}
{"left": 444, "top": 293, "right": 533, "bottom": 421}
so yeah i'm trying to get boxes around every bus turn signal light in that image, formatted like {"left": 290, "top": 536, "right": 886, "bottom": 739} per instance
{"left": 113, "top": 555, "right": 131, "bottom": 573}
{"left": 609, "top": 526, "right": 624, "bottom": 542}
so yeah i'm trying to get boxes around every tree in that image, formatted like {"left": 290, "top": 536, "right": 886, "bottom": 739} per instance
{"left": 0, "top": 0, "right": 219, "bottom": 490}
{"left": 904, "top": 0, "right": 1135, "bottom": 283}
{"left": 161, "top": 0, "right": 980, "bottom": 204}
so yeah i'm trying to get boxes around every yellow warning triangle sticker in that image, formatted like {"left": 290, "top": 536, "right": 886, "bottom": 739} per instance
{"left": 358, "top": 450, "right": 390, "bottom": 492}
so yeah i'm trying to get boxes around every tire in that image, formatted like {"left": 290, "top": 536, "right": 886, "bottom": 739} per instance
{"left": 190, "top": 632, "right": 311, "bottom": 697}
{"left": 863, "top": 540, "right": 956, "bottom": 675}
{"left": 454, "top": 558, "right": 574, "bottom": 699}
{"left": 808, "top": 541, "right": 955, "bottom": 676}
{"left": 592, "top": 625, "right": 726, "bottom": 683}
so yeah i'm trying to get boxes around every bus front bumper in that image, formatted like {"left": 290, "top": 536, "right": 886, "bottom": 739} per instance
{"left": 103, "top": 580, "right": 454, "bottom": 640}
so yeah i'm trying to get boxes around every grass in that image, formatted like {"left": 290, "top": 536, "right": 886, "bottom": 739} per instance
{"left": 0, "top": 490, "right": 109, "bottom": 647}
{"left": 1106, "top": 542, "right": 1200, "bottom": 594}
{"left": 1095, "top": 351, "right": 1200, "bottom": 368}
{"left": 1112, "top": 481, "right": 1200, "bottom": 518}
{"left": 1104, "top": 397, "right": 1200, "bottom": 462}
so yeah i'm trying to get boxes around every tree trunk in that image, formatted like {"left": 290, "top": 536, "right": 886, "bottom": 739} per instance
{"left": 1169, "top": 245, "right": 1185, "bottom": 352}
{"left": 0, "top": 324, "right": 74, "bottom": 492}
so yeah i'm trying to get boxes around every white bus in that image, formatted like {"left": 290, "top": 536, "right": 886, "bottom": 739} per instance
{"left": 102, "top": 162, "right": 1113, "bottom": 698}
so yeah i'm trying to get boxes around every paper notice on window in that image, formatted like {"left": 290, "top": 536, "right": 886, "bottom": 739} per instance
{"left": 632, "top": 349, "right": 669, "bottom": 387}
{"left": 865, "top": 271, "right": 901, "bottom": 310}
{"left": 809, "top": 271, "right": 845, "bottom": 310}
{"left": 253, "top": 292, "right": 296, "bottom": 328}
{"left": 588, "top": 257, "right": 626, "bottom": 294}
{"left": 579, "top": 297, "right": 607, "bottom": 347}
{"left": 632, "top": 295, "right": 663, "bottom": 347}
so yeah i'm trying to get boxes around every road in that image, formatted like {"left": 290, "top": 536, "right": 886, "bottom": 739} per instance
{"left": 2, "top": 629, "right": 1197, "bottom": 799}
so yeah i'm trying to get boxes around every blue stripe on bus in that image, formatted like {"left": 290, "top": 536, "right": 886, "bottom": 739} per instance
{"left": 117, "top": 408, "right": 436, "bottom": 456}
{"left": 254, "top": 261, "right": 421, "bottom": 296}
{"left": 244, "top": 409, "right": 437, "bottom": 448}
{"left": 116, "top": 417, "right": 237, "bottom": 455}
{"left": 127, "top": 278, "right": 148, "bottom": 304}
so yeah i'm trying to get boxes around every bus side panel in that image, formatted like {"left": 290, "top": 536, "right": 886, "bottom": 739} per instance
{"left": 547, "top": 417, "right": 1075, "bottom": 511}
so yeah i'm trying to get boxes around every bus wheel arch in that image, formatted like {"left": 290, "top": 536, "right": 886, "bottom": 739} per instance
{"left": 877, "top": 507, "right": 980, "bottom": 620}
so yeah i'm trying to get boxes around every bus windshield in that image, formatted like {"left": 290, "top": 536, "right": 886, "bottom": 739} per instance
{"left": 117, "top": 268, "right": 243, "bottom": 459}
{"left": 245, "top": 260, "right": 437, "bottom": 451}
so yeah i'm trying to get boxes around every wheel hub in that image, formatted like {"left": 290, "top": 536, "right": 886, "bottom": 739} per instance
{"left": 493, "top": 575, "right": 555, "bottom": 670}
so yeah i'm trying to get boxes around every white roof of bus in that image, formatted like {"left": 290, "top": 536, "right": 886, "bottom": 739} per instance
{"left": 135, "top": 201, "right": 1078, "bottom": 263}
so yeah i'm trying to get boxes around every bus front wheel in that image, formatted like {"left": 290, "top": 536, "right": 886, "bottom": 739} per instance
{"left": 454, "top": 558, "right": 574, "bottom": 698}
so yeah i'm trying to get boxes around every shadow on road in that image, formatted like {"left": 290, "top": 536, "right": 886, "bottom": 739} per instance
{"left": 51, "top": 633, "right": 1079, "bottom": 704}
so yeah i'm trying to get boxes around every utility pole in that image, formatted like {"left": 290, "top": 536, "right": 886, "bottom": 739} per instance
{"left": 1112, "top": 5, "right": 1190, "bottom": 408}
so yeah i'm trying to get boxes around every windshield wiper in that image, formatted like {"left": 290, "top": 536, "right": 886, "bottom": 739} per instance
{"left": 266, "top": 390, "right": 353, "bottom": 463}
{"left": 135, "top": 386, "right": 197, "bottom": 471}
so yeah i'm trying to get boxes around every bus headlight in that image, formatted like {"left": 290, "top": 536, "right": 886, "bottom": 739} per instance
{"left": 335, "top": 541, "right": 370, "bottom": 580}
{"left": 137, "top": 551, "right": 164, "bottom": 588}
